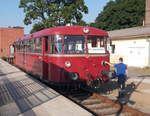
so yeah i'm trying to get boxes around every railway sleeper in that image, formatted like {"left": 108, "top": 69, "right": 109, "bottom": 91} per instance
{"left": 92, "top": 107, "right": 120, "bottom": 116}
{"left": 70, "top": 97, "right": 82, "bottom": 103}
{"left": 104, "top": 112, "right": 133, "bottom": 116}
{"left": 71, "top": 93, "right": 90, "bottom": 98}
{"left": 92, "top": 94, "right": 149, "bottom": 116}
{"left": 72, "top": 95, "right": 91, "bottom": 100}
{"left": 68, "top": 95, "right": 91, "bottom": 102}
{"left": 81, "top": 99, "right": 102, "bottom": 105}
{"left": 85, "top": 103, "right": 111, "bottom": 109}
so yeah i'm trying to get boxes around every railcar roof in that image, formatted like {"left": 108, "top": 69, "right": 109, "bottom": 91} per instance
{"left": 16, "top": 26, "right": 108, "bottom": 41}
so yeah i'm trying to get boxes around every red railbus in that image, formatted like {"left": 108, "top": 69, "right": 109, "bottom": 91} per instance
{"left": 14, "top": 26, "right": 113, "bottom": 88}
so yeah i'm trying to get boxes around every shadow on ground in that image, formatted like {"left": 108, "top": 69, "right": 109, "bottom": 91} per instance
{"left": 0, "top": 70, "right": 59, "bottom": 116}
{"left": 95, "top": 76, "right": 147, "bottom": 106}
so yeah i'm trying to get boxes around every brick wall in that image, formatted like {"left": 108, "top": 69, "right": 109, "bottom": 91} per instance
{"left": 0, "top": 28, "right": 24, "bottom": 57}
{"left": 145, "top": 0, "right": 150, "bottom": 26}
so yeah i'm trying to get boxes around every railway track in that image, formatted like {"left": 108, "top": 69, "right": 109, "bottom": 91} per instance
{"left": 55, "top": 86, "right": 148, "bottom": 116}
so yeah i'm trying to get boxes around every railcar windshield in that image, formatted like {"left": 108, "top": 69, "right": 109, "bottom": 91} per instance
{"left": 64, "top": 35, "right": 85, "bottom": 54}
{"left": 87, "top": 36, "right": 106, "bottom": 53}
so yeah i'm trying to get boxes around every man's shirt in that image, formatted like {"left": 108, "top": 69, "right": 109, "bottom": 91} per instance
{"left": 114, "top": 63, "right": 127, "bottom": 78}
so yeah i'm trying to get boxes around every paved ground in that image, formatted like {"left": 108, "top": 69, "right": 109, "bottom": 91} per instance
{"left": 100, "top": 68, "right": 150, "bottom": 115}
{"left": 0, "top": 59, "right": 92, "bottom": 116}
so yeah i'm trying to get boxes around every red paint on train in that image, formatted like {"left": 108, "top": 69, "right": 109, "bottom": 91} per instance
{"left": 14, "top": 26, "right": 113, "bottom": 88}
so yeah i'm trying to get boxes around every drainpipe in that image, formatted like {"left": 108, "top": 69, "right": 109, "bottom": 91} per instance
{"left": 146, "top": 38, "right": 150, "bottom": 67}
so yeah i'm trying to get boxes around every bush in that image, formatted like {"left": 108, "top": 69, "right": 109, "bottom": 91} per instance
{"left": 1, "top": 57, "right": 7, "bottom": 61}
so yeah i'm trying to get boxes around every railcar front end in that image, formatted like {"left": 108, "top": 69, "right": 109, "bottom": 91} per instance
{"left": 51, "top": 34, "right": 112, "bottom": 88}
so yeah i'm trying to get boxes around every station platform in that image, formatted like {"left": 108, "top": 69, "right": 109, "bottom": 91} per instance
{"left": 0, "top": 59, "right": 92, "bottom": 116}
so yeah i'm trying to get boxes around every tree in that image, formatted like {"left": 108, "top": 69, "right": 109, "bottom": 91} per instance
{"left": 19, "top": 0, "right": 88, "bottom": 33}
{"left": 91, "top": 0, "right": 145, "bottom": 31}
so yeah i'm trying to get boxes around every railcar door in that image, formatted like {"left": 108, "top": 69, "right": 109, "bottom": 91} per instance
{"left": 32, "top": 37, "right": 43, "bottom": 77}
{"left": 42, "top": 36, "right": 49, "bottom": 80}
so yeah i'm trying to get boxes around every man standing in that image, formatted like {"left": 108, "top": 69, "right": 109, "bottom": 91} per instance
{"left": 105, "top": 57, "right": 128, "bottom": 90}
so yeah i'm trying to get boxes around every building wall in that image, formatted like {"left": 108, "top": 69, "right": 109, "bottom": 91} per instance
{"left": 0, "top": 28, "right": 24, "bottom": 57}
{"left": 108, "top": 0, "right": 150, "bottom": 68}
{"left": 145, "top": 0, "right": 150, "bottom": 26}
{"left": 110, "top": 39, "right": 149, "bottom": 67}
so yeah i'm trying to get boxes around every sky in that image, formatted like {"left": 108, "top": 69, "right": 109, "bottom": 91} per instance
{"left": 0, "top": 0, "right": 110, "bottom": 34}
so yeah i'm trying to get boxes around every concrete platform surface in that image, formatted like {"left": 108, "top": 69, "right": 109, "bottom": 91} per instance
{"left": 0, "top": 59, "right": 92, "bottom": 116}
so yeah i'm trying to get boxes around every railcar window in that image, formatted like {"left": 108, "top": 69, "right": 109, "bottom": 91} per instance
{"left": 34, "top": 38, "right": 41, "bottom": 52}
{"left": 26, "top": 40, "right": 30, "bottom": 52}
{"left": 25, "top": 40, "right": 29, "bottom": 52}
{"left": 16, "top": 42, "right": 19, "bottom": 52}
{"left": 20, "top": 41, "right": 24, "bottom": 52}
{"left": 17, "top": 42, "right": 20, "bottom": 52}
{"left": 30, "top": 39, "right": 34, "bottom": 52}
{"left": 50, "top": 35, "right": 62, "bottom": 54}
{"left": 64, "top": 35, "right": 85, "bottom": 54}
{"left": 18, "top": 41, "right": 22, "bottom": 52}
{"left": 87, "top": 36, "right": 106, "bottom": 53}
{"left": 18, "top": 42, "right": 21, "bottom": 52}
{"left": 26, "top": 40, "right": 32, "bottom": 52}
{"left": 45, "top": 36, "right": 49, "bottom": 52}
{"left": 24, "top": 40, "right": 28, "bottom": 52}
{"left": 23, "top": 41, "right": 25, "bottom": 52}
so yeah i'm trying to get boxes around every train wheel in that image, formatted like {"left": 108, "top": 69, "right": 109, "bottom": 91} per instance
{"left": 90, "top": 78, "right": 101, "bottom": 90}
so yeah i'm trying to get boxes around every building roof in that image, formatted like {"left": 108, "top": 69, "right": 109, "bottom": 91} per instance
{"left": 108, "top": 26, "right": 150, "bottom": 40}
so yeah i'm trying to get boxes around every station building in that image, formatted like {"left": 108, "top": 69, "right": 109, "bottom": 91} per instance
{"left": 0, "top": 27, "right": 24, "bottom": 57}
{"left": 108, "top": 0, "right": 150, "bottom": 68}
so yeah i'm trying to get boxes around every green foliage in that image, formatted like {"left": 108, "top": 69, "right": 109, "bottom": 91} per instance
{"left": 1, "top": 57, "right": 7, "bottom": 60}
{"left": 91, "top": 0, "right": 145, "bottom": 31}
{"left": 19, "top": 0, "right": 88, "bottom": 33}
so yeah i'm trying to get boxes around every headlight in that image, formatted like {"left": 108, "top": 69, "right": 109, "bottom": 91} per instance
{"left": 69, "top": 72, "right": 79, "bottom": 80}
{"left": 65, "top": 61, "right": 71, "bottom": 68}
{"left": 83, "top": 27, "right": 89, "bottom": 33}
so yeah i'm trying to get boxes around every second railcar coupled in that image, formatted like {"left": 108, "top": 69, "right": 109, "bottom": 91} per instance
{"left": 14, "top": 26, "right": 114, "bottom": 88}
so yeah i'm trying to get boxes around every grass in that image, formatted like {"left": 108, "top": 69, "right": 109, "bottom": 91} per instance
{"left": 131, "top": 66, "right": 150, "bottom": 72}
